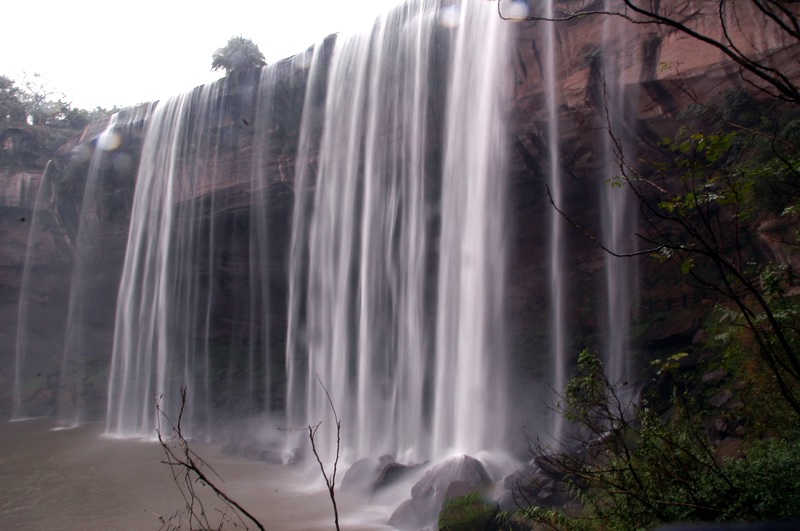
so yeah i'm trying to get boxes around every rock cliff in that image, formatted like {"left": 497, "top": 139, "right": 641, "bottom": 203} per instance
{"left": 1, "top": 2, "right": 797, "bottom": 422}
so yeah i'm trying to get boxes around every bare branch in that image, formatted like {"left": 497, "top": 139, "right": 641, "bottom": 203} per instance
{"left": 308, "top": 374, "right": 341, "bottom": 531}
{"left": 156, "top": 388, "right": 266, "bottom": 531}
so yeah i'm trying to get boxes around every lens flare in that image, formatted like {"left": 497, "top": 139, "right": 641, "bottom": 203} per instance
{"left": 97, "top": 131, "right": 122, "bottom": 151}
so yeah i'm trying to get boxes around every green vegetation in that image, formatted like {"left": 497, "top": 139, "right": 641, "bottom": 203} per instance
{"left": 211, "top": 36, "right": 266, "bottom": 75}
{"left": 506, "top": 74, "right": 800, "bottom": 531}
{"left": 497, "top": 2, "right": 800, "bottom": 527}
{"left": 507, "top": 87, "right": 800, "bottom": 527}
{"left": 0, "top": 75, "right": 26, "bottom": 124}
{"left": 1, "top": 72, "right": 117, "bottom": 130}
{"left": 439, "top": 492, "right": 499, "bottom": 531}
{"left": 513, "top": 348, "right": 800, "bottom": 530}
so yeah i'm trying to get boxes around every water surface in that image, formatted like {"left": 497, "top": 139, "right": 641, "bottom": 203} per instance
{"left": 0, "top": 419, "right": 390, "bottom": 530}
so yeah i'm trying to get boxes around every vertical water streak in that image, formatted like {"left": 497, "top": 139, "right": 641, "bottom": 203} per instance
{"left": 600, "top": 0, "right": 638, "bottom": 388}
{"left": 544, "top": 0, "right": 567, "bottom": 447}
{"left": 303, "top": 28, "right": 372, "bottom": 462}
{"left": 285, "top": 44, "right": 328, "bottom": 453}
{"left": 58, "top": 115, "right": 120, "bottom": 427}
{"left": 432, "top": 0, "right": 511, "bottom": 458}
{"left": 57, "top": 107, "right": 152, "bottom": 427}
{"left": 354, "top": 0, "right": 436, "bottom": 460}
{"left": 250, "top": 67, "right": 278, "bottom": 415}
{"left": 12, "top": 162, "right": 55, "bottom": 420}
{"left": 388, "top": 0, "right": 433, "bottom": 462}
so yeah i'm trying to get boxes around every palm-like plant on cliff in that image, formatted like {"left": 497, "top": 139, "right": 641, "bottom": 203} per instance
{"left": 211, "top": 36, "right": 266, "bottom": 75}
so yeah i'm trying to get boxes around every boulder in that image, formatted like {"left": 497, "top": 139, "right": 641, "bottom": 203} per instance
{"left": 341, "top": 455, "right": 423, "bottom": 495}
{"left": 389, "top": 455, "right": 492, "bottom": 529}
{"left": 373, "top": 460, "right": 421, "bottom": 491}
{"left": 341, "top": 457, "right": 380, "bottom": 495}
{"left": 445, "top": 480, "right": 478, "bottom": 501}
{"left": 387, "top": 498, "right": 425, "bottom": 530}
{"left": 410, "top": 455, "right": 491, "bottom": 502}
{"left": 710, "top": 389, "right": 733, "bottom": 409}
{"left": 702, "top": 369, "right": 728, "bottom": 384}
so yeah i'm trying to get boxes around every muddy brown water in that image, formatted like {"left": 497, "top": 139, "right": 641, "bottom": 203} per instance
{"left": 0, "top": 418, "right": 392, "bottom": 530}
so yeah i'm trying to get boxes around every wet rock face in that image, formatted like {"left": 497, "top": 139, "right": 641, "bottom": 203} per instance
{"left": 504, "top": 4, "right": 799, "bottom": 387}
{"left": 1, "top": 3, "right": 794, "bottom": 423}
{"left": 341, "top": 455, "right": 423, "bottom": 496}
{"left": 389, "top": 455, "right": 492, "bottom": 530}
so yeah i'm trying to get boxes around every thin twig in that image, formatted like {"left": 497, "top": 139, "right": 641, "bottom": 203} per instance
{"left": 156, "top": 388, "right": 266, "bottom": 531}
{"left": 308, "top": 374, "right": 341, "bottom": 531}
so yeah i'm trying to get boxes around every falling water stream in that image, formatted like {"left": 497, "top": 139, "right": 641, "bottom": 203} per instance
{"left": 599, "top": 0, "right": 639, "bottom": 388}
{"left": 544, "top": 0, "right": 567, "bottom": 447}
{"left": 104, "top": 0, "right": 512, "bottom": 466}
{"left": 5, "top": 0, "right": 648, "bottom": 527}
{"left": 12, "top": 161, "right": 56, "bottom": 421}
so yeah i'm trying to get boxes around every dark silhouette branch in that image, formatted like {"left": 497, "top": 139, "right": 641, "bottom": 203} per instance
{"left": 309, "top": 374, "right": 342, "bottom": 531}
{"left": 280, "top": 375, "right": 342, "bottom": 531}
{"left": 156, "top": 388, "right": 266, "bottom": 531}
{"left": 545, "top": 183, "right": 663, "bottom": 258}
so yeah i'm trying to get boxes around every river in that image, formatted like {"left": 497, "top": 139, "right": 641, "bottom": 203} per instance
{"left": 0, "top": 418, "right": 392, "bottom": 530}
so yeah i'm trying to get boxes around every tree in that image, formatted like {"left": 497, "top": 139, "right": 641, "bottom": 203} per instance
{"left": 495, "top": 3, "right": 800, "bottom": 524}
{"left": 211, "top": 36, "right": 266, "bottom": 75}
{"left": 501, "top": 0, "right": 800, "bottom": 417}
{"left": 18, "top": 72, "right": 68, "bottom": 125}
{"left": 156, "top": 388, "right": 266, "bottom": 531}
{"left": 0, "top": 75, "right": 26, "bottom": 124}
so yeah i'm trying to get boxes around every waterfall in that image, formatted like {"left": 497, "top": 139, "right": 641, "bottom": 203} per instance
{"left": 105, "top": 83, "right": 237, "bottom": 436}
{"left": 95, "top": 0, "right": 511, "bottom": 464}
{"left": 286, "top": 0, "right": 512, "bottom": 462}
{"left": 57, "top": 108, "right": 152, "bottom": 427}
{"left": 12, "top": 162, "right": 56, "bottom": 421}
{"left": 431, "top": 0, "right": 510, "bottom": 458}
{"left": 599, "top": 0, "right": 639, "bottom": 390}
{"left": 544, "top": 0, "right": 567, "bottom": 447}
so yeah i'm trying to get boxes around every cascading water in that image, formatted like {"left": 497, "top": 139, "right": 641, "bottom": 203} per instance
{"left": 105, "top": 80, "right": 258, "bottom": 437}
{"left": 104, "top": 0, "right": 511, "bottom": 466}
{"left": 431, "top": 0, "right": 510, "bottom": 459}
{"left": 12, "top": 107, "right": 153, "bottom": 423}
{"left": 286, "top": 0, "right": 512, "bottom": 462}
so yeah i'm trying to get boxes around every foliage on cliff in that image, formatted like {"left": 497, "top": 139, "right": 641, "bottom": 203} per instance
{"left": 211, "top": 36, "right": 266, "bottom": 75}
{"left": 517, "top": 87, "right": 800, "bottom": 531}
{"left": 500, "top": 2, "right": 800, "bottom": 528}
{"left": 514, "top": 350, "right": 800, "bottom": 530}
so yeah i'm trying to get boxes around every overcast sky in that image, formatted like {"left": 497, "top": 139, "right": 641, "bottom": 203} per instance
{"left": 0, "top": 0, "right": 403, "bottom": 109}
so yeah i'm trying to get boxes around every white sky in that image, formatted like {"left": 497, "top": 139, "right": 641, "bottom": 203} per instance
{"left": 0, "top": 0, "right": 404, "bottom": 109}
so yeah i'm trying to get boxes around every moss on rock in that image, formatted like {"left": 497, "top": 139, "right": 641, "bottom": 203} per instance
{"left": 438, "top": 492, "right": 499, "bottom": 531}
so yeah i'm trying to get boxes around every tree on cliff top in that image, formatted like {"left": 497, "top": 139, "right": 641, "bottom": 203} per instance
{"left": 211, "top": 36, "right": 267, "bottom": 75}
{"left": 0, "top": 75, "right": 26, "bottom": 124}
